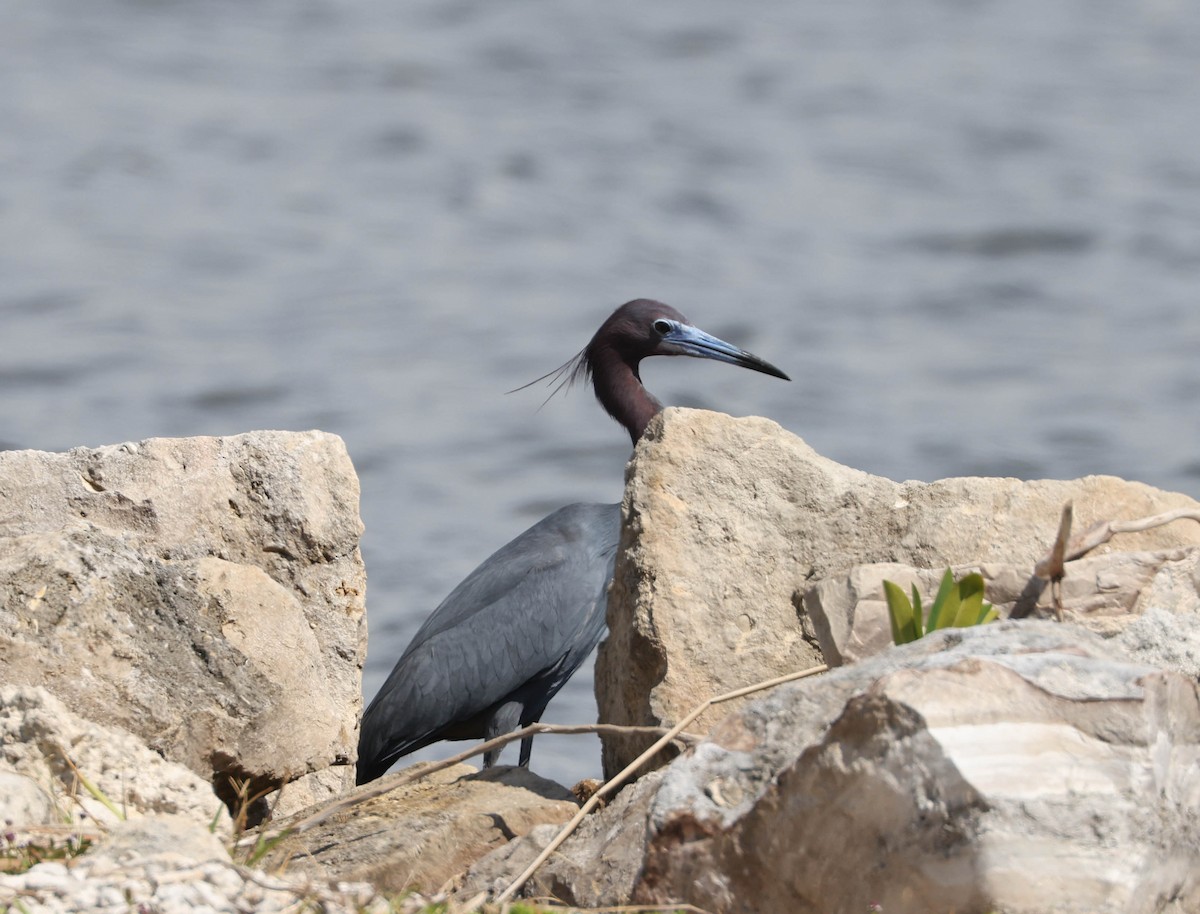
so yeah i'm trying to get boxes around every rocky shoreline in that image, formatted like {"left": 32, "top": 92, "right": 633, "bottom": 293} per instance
{"left": 3, "top": 412, "right": 1199, "bottom": 913}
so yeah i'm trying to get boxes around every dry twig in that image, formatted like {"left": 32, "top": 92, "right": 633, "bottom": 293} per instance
{"left": 1058, "top": 507, "right": 1200, "bottom": 561}
{"left": 1025, "top": 503, "right": 1200, "bottom": 619}
{"left": 1033, "top": 501, "right": 1073, "bottom": 620}
{"left": 493, "top": 663, "right": 828, "bottom": 907}
{"left": 247, "top": 722, "right": 703, "bottom": 845}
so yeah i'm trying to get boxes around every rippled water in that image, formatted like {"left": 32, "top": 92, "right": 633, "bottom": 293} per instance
{"left": 4, "top": 0, "right": 1199, "bottom": 785}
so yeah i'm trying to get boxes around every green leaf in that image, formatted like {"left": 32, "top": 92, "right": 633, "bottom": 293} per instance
{"left": 927, "top": 568, "right": 960, "bottom": 631}
{"left": 889, "top": 571, "right": 998, "bottom": 644}
{"left": 883, "top": 580, "right": 918, "bottom": 645}
{"left": 952, "top": 573, "right": 987, "bottom": 627}
{"left": 911, "top": 584, "right": 924, "bottom": 639}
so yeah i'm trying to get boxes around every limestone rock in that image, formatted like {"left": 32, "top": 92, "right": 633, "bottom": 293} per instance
{"left": 268, "top": 762, "right": 581, "bottom": 896}
{"left": 270, "top": 767, "right": 357, "bottom": 819}
{"left": 632, "top": 623, "right": 1200, "bottom": 914}
{"left": 597, "top": 409, "right": 1200, "bottom": 775}
{"left": 0, "top": 431, "right": 366, "bottom": 803}
{"left": 1118, "top": 606, "right": 1200, "bottom": 679}
{"left": 0, "top": 686, "right": 225, "bottom": 830}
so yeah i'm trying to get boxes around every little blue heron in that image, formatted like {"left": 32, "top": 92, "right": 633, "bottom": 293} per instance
{"left": 356, "top": 299, "right": 788, "bottom": 784}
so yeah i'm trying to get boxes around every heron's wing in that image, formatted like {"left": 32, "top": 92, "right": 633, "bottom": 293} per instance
{"left": 400, "top": 502, "right": 618, "bottom": 650}
{"left": 359, "top": 503, "right": 619, "bottom": 772}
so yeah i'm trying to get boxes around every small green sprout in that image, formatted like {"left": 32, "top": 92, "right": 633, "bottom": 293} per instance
{"left": 883, "top": 568, "right": 997, "bottom": 645}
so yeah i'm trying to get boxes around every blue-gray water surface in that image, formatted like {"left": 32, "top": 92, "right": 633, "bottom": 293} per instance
{"left": 3, "top": 0, "right": 1199, "bottom": 786}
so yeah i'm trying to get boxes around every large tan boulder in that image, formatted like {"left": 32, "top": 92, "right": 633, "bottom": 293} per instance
{"left": 597, "top": 409, "right": 1200, "bottom": 776}
{"left": 0, "top": 431, "right": 365, "bottom": 808}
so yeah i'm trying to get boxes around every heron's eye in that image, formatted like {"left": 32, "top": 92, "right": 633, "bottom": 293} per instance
{"left": 652, "top": 319, "right": 672, "bottom": 335}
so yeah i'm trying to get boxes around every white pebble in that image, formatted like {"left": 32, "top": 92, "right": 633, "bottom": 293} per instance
{"left": 14, "top": 861, "right": 73, "bottom": 892}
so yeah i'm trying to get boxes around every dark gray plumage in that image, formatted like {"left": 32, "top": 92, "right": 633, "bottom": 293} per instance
{"left": 356, "top": 300, "right": 788, "bottom": 784}
{"left": 356, "top": 503, "right": 619, "bottom": 784}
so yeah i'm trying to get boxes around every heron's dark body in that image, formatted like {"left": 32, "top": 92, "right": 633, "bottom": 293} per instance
{"left": 356, "top": 502, "right": 620, "bottom": 784}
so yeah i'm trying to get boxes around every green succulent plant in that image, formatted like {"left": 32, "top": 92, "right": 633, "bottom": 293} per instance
{"left": 883, "top": 568, "right": 998, "bottom": 645}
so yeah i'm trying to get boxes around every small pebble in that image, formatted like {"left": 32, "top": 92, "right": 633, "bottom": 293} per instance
{"left": 15, "top": 861, "right": 73, "bottom": 891}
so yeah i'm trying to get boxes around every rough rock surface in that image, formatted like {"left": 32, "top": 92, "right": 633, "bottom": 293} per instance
{"left": 269, "top": 762, "right": 581, "bottom": 896}
{"left": 1119, "top": 606, "right": 1200, "bottom": 678}
{"left": 0, "top": 814, "right": 392, "bottom": 914}
{"left": 0, "top": 431, "right": 365, "bottom": 804}
{"left": 597, "top": 408, "right": 1200, "bottom": 775}
{"left": 477, "top": 623, "right": 1200, "bottom": 914}
{"left": 0, "top": 686, "right": 225, "bottom": 830}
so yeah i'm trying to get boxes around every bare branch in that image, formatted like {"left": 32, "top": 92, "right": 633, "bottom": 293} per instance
{"left": 1033, "top": 501, "right": 1072, "bottom": 620}
{"left": 1034, "top": 501, "right": 1072, "bottom": 582}
{"left": 1063, "top": 508, "right": 1200, "bottom": 561}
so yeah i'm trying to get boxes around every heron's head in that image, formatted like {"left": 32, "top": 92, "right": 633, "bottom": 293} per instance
{"left": 591, "top": 298, "right": 790, "bottom": 380}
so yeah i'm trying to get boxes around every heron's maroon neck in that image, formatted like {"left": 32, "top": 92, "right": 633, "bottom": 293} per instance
{"left": 589, "top": 347, "right": 663, "bottom": 445}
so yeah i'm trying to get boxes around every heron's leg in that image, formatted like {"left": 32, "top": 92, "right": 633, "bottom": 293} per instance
{"left": 483, "top": 701, "right": 523, "bottom": 767}
{"left": 517, "top": 698, "right": 555, "bottom": 767}
{"left": 518, "top": 734, "right": 534, "bottom": 767}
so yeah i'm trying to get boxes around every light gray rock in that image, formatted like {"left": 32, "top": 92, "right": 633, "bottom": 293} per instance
{"left": 598, "top": 409, "right": 1200, "bottom": 776}
{"left": 268, "top": 762, "right": 582, "bottom": 896}
{"left": 0, "top": 686, "right": 225, "bottom": 829}
{"left": 1119, "top": 607, "right": 1200, "bottom": 679}
{"left": 1133, "top": 548, "right": 1200, "bottom": 619}
{"left": 0, "top": 432, "right": 365, "bottom": 806}
{"left": 270, "top": 766, "right": 357, "bottom": 819}
{"left": 631, "top": 623, "right": 1200, "bottom": 914}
